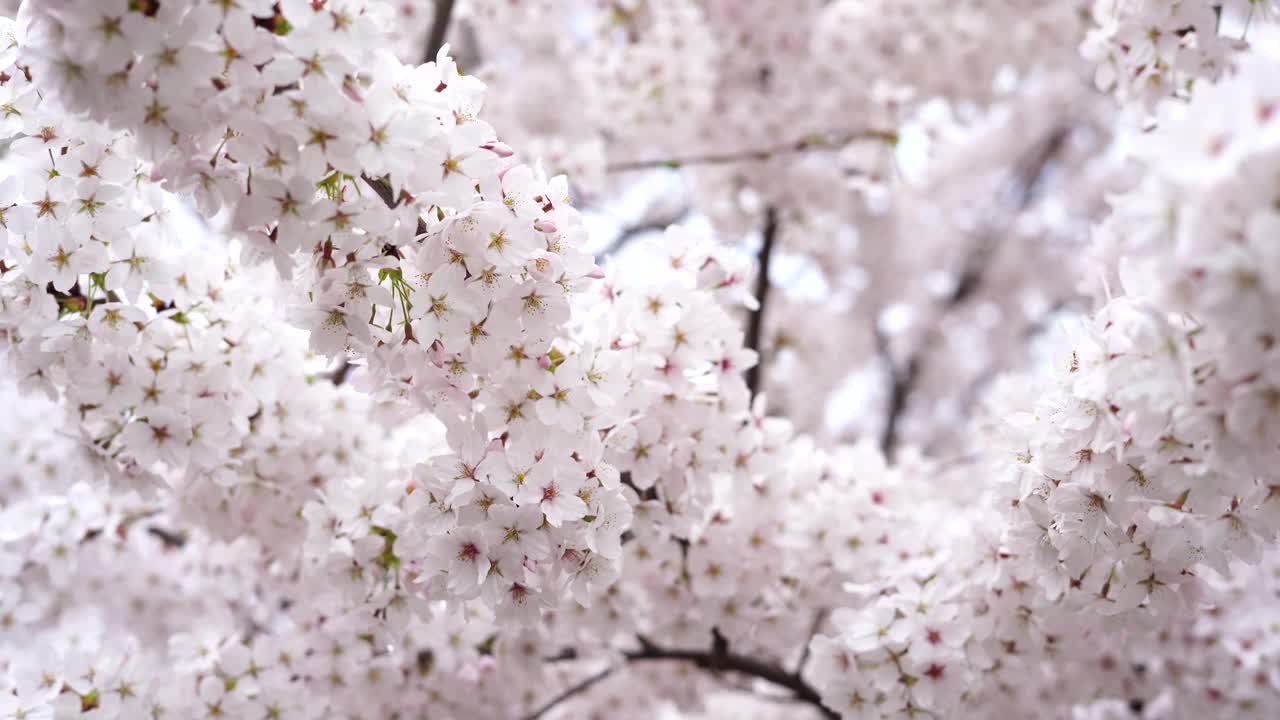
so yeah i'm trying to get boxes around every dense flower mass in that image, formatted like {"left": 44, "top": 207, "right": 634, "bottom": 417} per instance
{"left": 0, "top": 1, "right": 1276, "bottom": 718}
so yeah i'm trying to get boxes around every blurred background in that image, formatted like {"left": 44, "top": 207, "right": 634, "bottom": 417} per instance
{"left": 361, "top": 0, "right": 1127, "bottom": 460}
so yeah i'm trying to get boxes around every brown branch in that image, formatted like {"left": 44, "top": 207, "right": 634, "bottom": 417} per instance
{"left": 606, "top": 129, "right": 898, "bottom": 174}
{"left": 424, "top": 0, "right": 457, "bottom": 64}
{"left": 744, "top": 206, "right": 778, "bottom": 398}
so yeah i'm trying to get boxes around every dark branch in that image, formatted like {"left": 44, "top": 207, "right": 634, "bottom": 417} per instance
{"left": 424, "top": 0, "right": 457, "bottom": 65}
{"left": 327, "top": 359, "right": 355, "bottom": 386}
{"left": 362, "top": 172, "right": 398, "bottom": 207}
{"left": 876, "top": 326, "right": 918, "bottom": 460}
{"left": 146, "top": 526, "right": 187, "bottom": 549}
{"left": 361, "top": 174, "right": 429, "bottom": 237}
{"left": 711, "top": 627, "right": 730, "bottom": 659}
{"left": 606, "top": 129, "right": 898, "bottom": 174}
{"left": 624, "top": 642, "right": 837, "bottom": 718}
{"left": 530, "top": 635, "right": 838, "bottom": 720}
{"left": 744, "top": 206, "right": 779, "bottom": 398}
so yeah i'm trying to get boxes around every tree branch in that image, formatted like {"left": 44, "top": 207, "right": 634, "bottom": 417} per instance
{"left": 876, "top": 326, "right": 918, "bottom": 460}
{"left": 530, "top": 635, "right": 838, "bottom": 720}
{"left": 424, "top": 0, "right": 457, "bottom": 64}
{"left": 794, "top": 609, "right": 827, "bottom": 675}
{"left": 744, "top": 206, "right": 778, "bottom": 398}
{"left": 146, "top": 526, "right": 187, "bottom": 548}
{"left": 606, "top": 129, "right": 897, "bottom": 174}
{"left": 877, "top": 126, "right": 1071, "bottom": 460}
{"left": 624, "top": 642, "right": 837, "bottom": 718}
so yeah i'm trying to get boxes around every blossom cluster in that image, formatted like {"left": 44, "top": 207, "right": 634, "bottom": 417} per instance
{"left": 807, "top": 28, "right": 1280, "bottom": 720}
{"left": 1080, "top": 0, "right": 1277, "bottom": 112}
{"left": 0, "top": 1, "right": 1278, "bottom": 720}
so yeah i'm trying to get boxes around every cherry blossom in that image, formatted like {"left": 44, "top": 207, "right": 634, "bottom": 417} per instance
{"left": 0, "top": 1, "right": 1276, "bottom": 719}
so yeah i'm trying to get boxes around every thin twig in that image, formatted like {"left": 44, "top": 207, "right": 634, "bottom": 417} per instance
{"left": 744, "top": 206, "right": 779, "bottom": 398}
{"left": 794, "top": 609, "right": 827, "bottom": 675}
{"left": 424, "top": 0, "right": 457, "bottom": 64}
{"left": 606, "top": 129, "right": 898, "bottom": 174}
{"left": 523, "top": 666, "right": 617, "bottom": 720}
{"left": 598, "top": 208, "right": 691, "bottom": 258}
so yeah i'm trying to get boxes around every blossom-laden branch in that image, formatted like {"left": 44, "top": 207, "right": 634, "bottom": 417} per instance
{"left": 878, "top": 126, "right": 1070, "bottom": 460}
{"left": 543, "top": 208, "right": 786, "bottom": 718}
{"left": 605, "top": 129, "right": 899, "bottom": 174}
